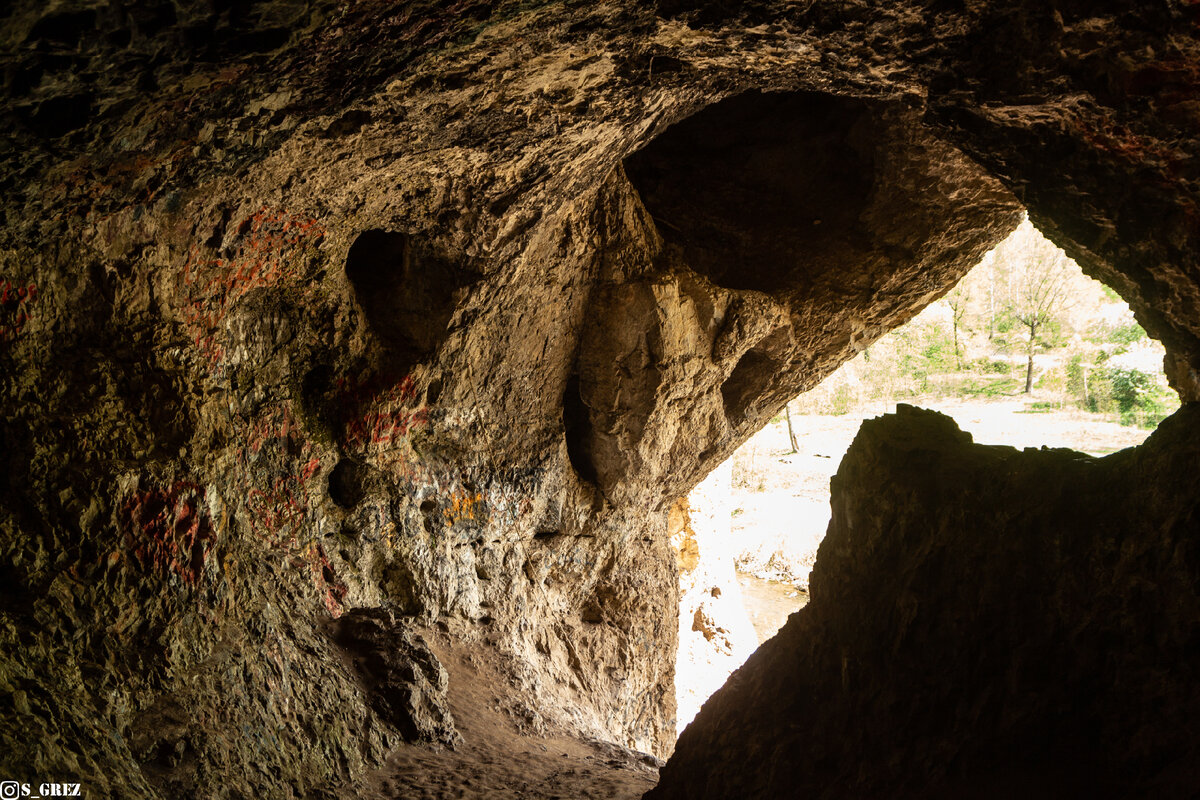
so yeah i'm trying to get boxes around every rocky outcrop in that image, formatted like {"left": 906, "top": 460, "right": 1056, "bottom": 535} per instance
{"left": 1, "top": 1, "right": 1197, "bottom": 797}
{"left": 330, "top": 608, "right": 461, "bottom": 749}
{"left": 650, "top": 404, "right": 1200, "bottom": 799}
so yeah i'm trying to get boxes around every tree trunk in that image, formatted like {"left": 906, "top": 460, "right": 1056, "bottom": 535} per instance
{"left": 952, "top": 318, "right": 962, "bottom": 369}
{"left": 988, "top": 269, "right": 995, "bottom": 340}
{"left": 785, "top": 402, "right": 799, "bottom": 453}
{"left": 1024, "top": 321, "right": 1036, "bottom": 393}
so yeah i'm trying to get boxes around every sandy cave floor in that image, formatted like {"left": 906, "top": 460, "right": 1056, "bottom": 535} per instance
{"left": 344, "top": 624, "right": 661, "bottom": 800}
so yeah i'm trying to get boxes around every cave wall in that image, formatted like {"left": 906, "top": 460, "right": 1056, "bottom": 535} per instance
{"left": 1, "top": 1, "right": 1197, "bottom": 797}
{"left": 651, "top": 404, "right": 1200, "bottom": 799}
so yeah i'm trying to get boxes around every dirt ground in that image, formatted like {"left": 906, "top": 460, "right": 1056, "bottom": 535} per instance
{"left": 346, "top": 623, "right": 661, "bottom": 800}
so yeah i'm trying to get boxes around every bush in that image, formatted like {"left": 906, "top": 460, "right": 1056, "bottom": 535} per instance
{"left": 972, "top": 357, "right": 1010, "bottom": 374}
{"left": 1066, "top": 353, "right": 1086, "bottom": 400}
{"left": 1086, "top": 366, "right": 1116, "bottom": 414}
{"left": 1109, "top": 367, "right": 1174, "bottom": 427}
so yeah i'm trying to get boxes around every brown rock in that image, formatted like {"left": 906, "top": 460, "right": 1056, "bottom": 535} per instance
{"left": 650, "top": 404, "right": 1200, "bottom": 798}
{"left": 0, "top": 1, "right": 1197, "bottom": 797}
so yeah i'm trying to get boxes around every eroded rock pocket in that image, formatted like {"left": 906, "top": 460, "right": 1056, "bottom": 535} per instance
{"left": 330, "top": 608, "right": 461, "bottom": 748}
{"left": 344, "top": 229, "right": 476, "bottom": 369}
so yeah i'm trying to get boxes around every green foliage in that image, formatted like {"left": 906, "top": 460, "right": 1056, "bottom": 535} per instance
{"left": 922, "top": 339, "right": 955, "bottom": 371}
{"left": 828, "top": 383, "right": 857, "bottom": 415}
{"left": 1037, "top": 317, "right": 1069, "bottom": 348}
{"left": 1107, "top": 322, "right": 1148, "bottom": 346}
{"left": 1110, "top": 368, "right": 1151, "bottom": 413}
{"left": 957, "top": 376, "right": 1021, "bottom": 397}
{"left": 1065, "top": 353, "right": 1086, "bottom": 400}
{"left": 981, "top": 358, "right": 1010, "bottom": 374}
{"left": 789, "top": 220, "right": 1180, "bottom": 429}
{"left": 1085, "top": 366, "right": 1116, "bottom": 414}
{"left": 1108, "top": 367, "right": 1176, "bottom": 428}
{"left": 1087, "top": 320, "right": 1147, "bottom": 348}
{"left": 1034, "top": 366, "right": 1065, "bottom": 393}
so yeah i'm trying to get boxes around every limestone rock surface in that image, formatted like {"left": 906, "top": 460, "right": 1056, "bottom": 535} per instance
{"left": 330, "top": 608, "right": 461, "bottom": 749}
{"left": 0, "top": 0, "right": 1197, "bottom": 797}
{"left": 670, "top": 461, "right": 757, "bottom": 735}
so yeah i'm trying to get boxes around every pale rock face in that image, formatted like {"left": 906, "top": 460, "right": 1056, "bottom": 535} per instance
{"left": 670, "top": 460, "right": 757, "bottom": 736}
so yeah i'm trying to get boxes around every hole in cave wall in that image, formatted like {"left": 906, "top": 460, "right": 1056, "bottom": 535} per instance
{"left": 624, "top": 90, "right": 877, "bottom": 294}
{"left": 562, "top": 373, "right": 600, "bottom": 486}
{"left": 621, "top": 84, "right": 1030, "bottom": 451}
{"left": 26, "top": 9, "right": 97, "bottom": 46}
{"left": 673, "top": 217, "right": 1181, "bottom": 738}
{"left": 721, "top": 329, "right": 790, "bottom": 423}
{"left": 344, "top": 229, "right": 475, "bottom": 370}
{"left": 328, "top": 459, "right": 369, "bottom": 508}
{"left": 27, "top": 93, "right": 96, "bottom": 138}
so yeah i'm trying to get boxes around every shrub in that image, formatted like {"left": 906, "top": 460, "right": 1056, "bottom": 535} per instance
{"left": 1086, "top": 366, "right": 1116, "bottom": 414}
{"left": 1065, "top": 353, "right": 1086, "bottom": 400}
{"left": 1108, "top": 367, "right": 1175, "bottom": 427}
{"left": 1035, "top": 366, "right": 1065, "bottom": 393}
{"left": 971, "top": 357, "right": 1010, "bottom": 374}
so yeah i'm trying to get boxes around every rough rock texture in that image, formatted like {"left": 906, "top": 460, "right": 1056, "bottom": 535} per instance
{"left": 650, "top": 404, "right": 1200, "bottom": 799}
{"left": 0, "top": 0, "right": 1198, "bottom": 797}
{"left": 330, "top": 608, "right": 461, "bottom": 749}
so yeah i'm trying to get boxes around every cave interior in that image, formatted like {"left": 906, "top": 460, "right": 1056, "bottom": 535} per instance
{"left": 1, "top": 1, "right": 1198, "bottom": 798}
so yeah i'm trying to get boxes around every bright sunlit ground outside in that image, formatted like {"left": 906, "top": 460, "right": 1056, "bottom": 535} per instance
{"left": 674, "top": 217, "right": 1181, "bottom": 734}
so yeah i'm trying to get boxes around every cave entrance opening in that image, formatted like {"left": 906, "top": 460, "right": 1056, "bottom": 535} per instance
{"left": 671, "top": 217, "right": 1180, "bottom": 736}
{"left": 621, "top": 86, "right": 1180, "bottom": 742}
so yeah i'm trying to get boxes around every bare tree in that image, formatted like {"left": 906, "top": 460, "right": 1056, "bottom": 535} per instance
{"left": 784, "top": 401, "right": 799, "bottom": 453}
{"left": 945, "top": 283, "right": 971, "bottom": 369}
{"left": 1009, "top": 251, "right": 1073, "bottom": 393}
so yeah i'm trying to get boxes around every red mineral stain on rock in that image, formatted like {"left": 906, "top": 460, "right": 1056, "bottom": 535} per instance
{"left": 178, "top": 207, "right": 325, "bottom": 363}
{"left": 121, "top": 481, "right": 215, "bottom": 586}
{"left": 305, "top": 542, "right": 348, "bottom": 617}
{"left": 0, "top": 280, "right": 38, "bottom": 344}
